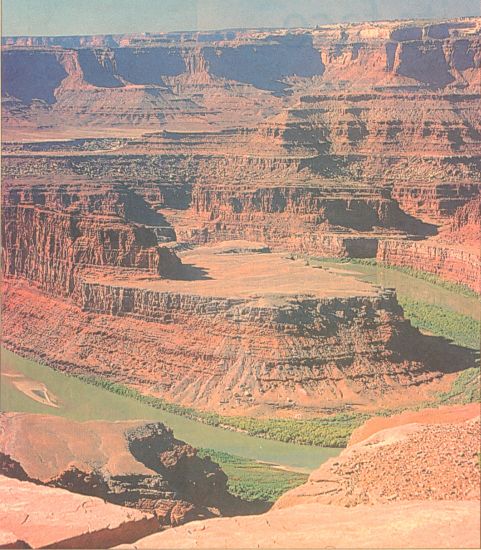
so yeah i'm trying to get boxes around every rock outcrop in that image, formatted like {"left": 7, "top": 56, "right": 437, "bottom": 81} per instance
{"left": 0, "top": 476, "right": 159, "bottom": 549}
{"left": 348, "top": 402, "right": 481, "bottom": 444}
{"left": 377, "top": 196, "right": 480, "bottom": 292}
{"left": 275, "top": 405, "right": 480, "bottom": 508}
{"left": 117, "top": 501, "right": 481, "bottom": 549}
{"left": 377, "top": 238, "right": 480, "bottom": 292}
{"left": 3, "top": 243, "right": 473, "bottom": 414}
{"left": 0, "top": 413, "right": 236, "bottom": 527}
{"left": 118, "top": 404, "right": 481, "bottom": 549}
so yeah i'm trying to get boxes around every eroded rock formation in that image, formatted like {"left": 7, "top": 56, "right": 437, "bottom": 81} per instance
{"left": 0, "top": 413, "right": 237, "bottom": 527}
{"left": 275, "top": 404, "right": 481, "bottom": 508}
{"left": 3, "top": 242, "right": 472, "bottom": 413}
{"left": 377, "top": 196, "right": 481, "bottom": 292}
{"left": 117, "top": 404, "right": 481, "bottom": 549}
{"left": 1, "top": 17, "right": 480, "bottom": 417}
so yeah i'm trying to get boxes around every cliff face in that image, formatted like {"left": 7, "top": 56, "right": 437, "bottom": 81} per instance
{"left": 1, "top": 181, "right": 181, "bottom": 296}
{"left": 0, "top": 413, "right": 235, "bottom": 527}
{"left": 3, "top": 19, "right": 480, "bottom": 267}
{"left": 377, "top": 238, "right": 480, "bottom": 292}
{"left": 377, "top": 196, "right": 481, "bottom": 292}
{"left": 2, "top": 268, "right": 472, "bottom": 414}
{"left": 1, "top": 17, "right": 480, "bottom": 418}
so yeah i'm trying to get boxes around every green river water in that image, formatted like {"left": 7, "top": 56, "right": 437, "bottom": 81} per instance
{"left": 1, "top": 263, "right": 478, "bottom": 472}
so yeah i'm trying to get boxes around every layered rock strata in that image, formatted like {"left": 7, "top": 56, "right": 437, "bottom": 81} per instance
{"left": 1, "top": 179, "right": 181, "bottom": 297}
{"left": 1, "top": 17, "right": 480, "bottom": 420}
{"left": 3, "top": 243, "right": 472, "bottom": 413}
{"left": 377, "top": 196, "right": 481, "bottom": 292}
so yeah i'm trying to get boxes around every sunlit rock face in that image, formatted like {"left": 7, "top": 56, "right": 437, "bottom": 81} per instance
{"left": 1, "top": 18, "right": 480, "bottom": 416}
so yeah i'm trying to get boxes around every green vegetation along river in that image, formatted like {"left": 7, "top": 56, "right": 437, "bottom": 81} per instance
{"left": 312, "top": 260, "right": 480, "bottom": 321}
{"left": 0, "top": 348, "right": 337, "bottom": 473}
{"left": 2, "top": 261, "right": 479, "bottom": 473}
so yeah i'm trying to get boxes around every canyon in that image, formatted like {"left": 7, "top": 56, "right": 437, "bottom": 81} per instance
{"left": 1, "top": 14, "right": 480, "bottom": 549}
{"left": 0, "top": 405, "right": 479, "bottom": 549}
{"left": 118, "top": 403, "right": 481, "bottom": 549}
{"left": 2, "top": 17, "right": 480, "bottom": 416}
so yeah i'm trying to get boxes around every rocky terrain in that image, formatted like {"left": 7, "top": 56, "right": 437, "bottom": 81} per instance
{"left": 2, "top": 243, "right": 472, "bottom": 414}
{"left": 0, "top": 413, "right": 242, "bottom": 527}
{"left": 118, "top": 403, "right": 481, "bottom": 549}
{"left": 275, "top": 406, "right": 480, "bottom": 508}
{"left": 1, "top": 17, "right": 480, "bottom": 547}
{"left": 0, "top": 476, "right": 158, "bottom": 549}
{"left": 2, "top": 17, "right": 480, "bottom": 416}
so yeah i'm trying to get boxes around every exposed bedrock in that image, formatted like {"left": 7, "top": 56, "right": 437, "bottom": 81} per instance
{"left": 1, "top": 183, "right": 181, "bottom": 297}
{"left": 380, "top": 194, "right": 480, "bottom": 296}
{"left": 182, "top": 184, "right": 436, "bottom": 254}
{"left": 118, "top": 404, "right": 481, "bottom": 549}
{"left": 0, "top": 413, "right": 242, "bottom": 527}
{"left": 2, "top": 20, "right": 480, "bottom": 107}
{"left": 0, "top": 475, "right": 159, "bottom": 549}
{"left": 2, "top": 272, "right": 474, "bottom": 414}
{"left": 377, "top": 238, "right": 480, "bottom": 292}
{"left": 275, "top": 406, "right": 481, "bottom": 508}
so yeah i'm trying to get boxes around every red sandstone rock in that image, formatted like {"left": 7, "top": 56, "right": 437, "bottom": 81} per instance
{"left": 119, "top": 404, "right": 481, "bottom": 549}
{"left": 377, "top": 238, "right": 480, "bottom": 292}
{"left": 0, "top": 531, "right": 30, "bottom": 549}
{"left": 275, "top": 415, "right": 481, "bottom": 509}
{"left": 1, "top": 17, "right": 480, "bottom": 422}
{"left": 2, "top": 260, "right": 469, "bottom": 414}
{"left": 117, "top": 501, "right": 481, "bottom": 549}
{"left": 0, "top": 475, "right": 158, "bottom": 549}
{"left": 349, "top": 402, "right": 481, "bottom": 445}
{"left": 0, "top": 413, "right": 233, "bottom": 526}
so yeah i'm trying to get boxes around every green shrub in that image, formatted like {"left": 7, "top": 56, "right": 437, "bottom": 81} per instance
{"left": 198, "top": 448, "right": 308, "bottom": 502}
{"left": 398, "top": 297, "right": 480, "bottom": 350}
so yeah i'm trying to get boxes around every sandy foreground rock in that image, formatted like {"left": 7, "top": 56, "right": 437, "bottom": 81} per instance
{"left": 0, "top": 476, "right": 158, "bottom": 549}
{"left": 0, "top": 413, "right": 234, "bottom": 526}
{"left": 349, "top": 402, "right": 481, "bottom": 445}
{"left": 117, "top": 500, "right": 480, "bottom": 549}
{"left": 120, "top": 406, "right": 481, "bottom": 549}
{"left": 276, "top": 411, "right": 481, "bottom": 508}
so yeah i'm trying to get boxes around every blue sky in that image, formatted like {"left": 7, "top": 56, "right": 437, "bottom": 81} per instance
{"left": 3, "top": 0, "right": 480, "bottom": 36}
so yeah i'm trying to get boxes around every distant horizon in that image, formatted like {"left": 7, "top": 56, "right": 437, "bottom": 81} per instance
{"left": 3, "top": 14, "right": 481, "bottom": 39}
{"left": 2, "top": 0, "right": 480, "bottom": 38}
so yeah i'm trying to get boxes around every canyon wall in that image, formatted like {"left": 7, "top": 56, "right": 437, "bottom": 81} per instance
{"left": 377, "top": 239, "right": 480, "bottom": 291}
{"left": 1, "top": 17, "right": 480, "bottom": 418}
{"left": 2, "top": 273, "right": 472, "bottom": 414}
{"left": 1, "top": 180, "right": 181, "bottom": 297}
{"left": 377, "top": 196, "right": 481, "bottom": 292}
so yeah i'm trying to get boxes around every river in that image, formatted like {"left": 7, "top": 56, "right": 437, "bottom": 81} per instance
{"left": 2, "top": 263, "right": 478, "bottom": 472}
